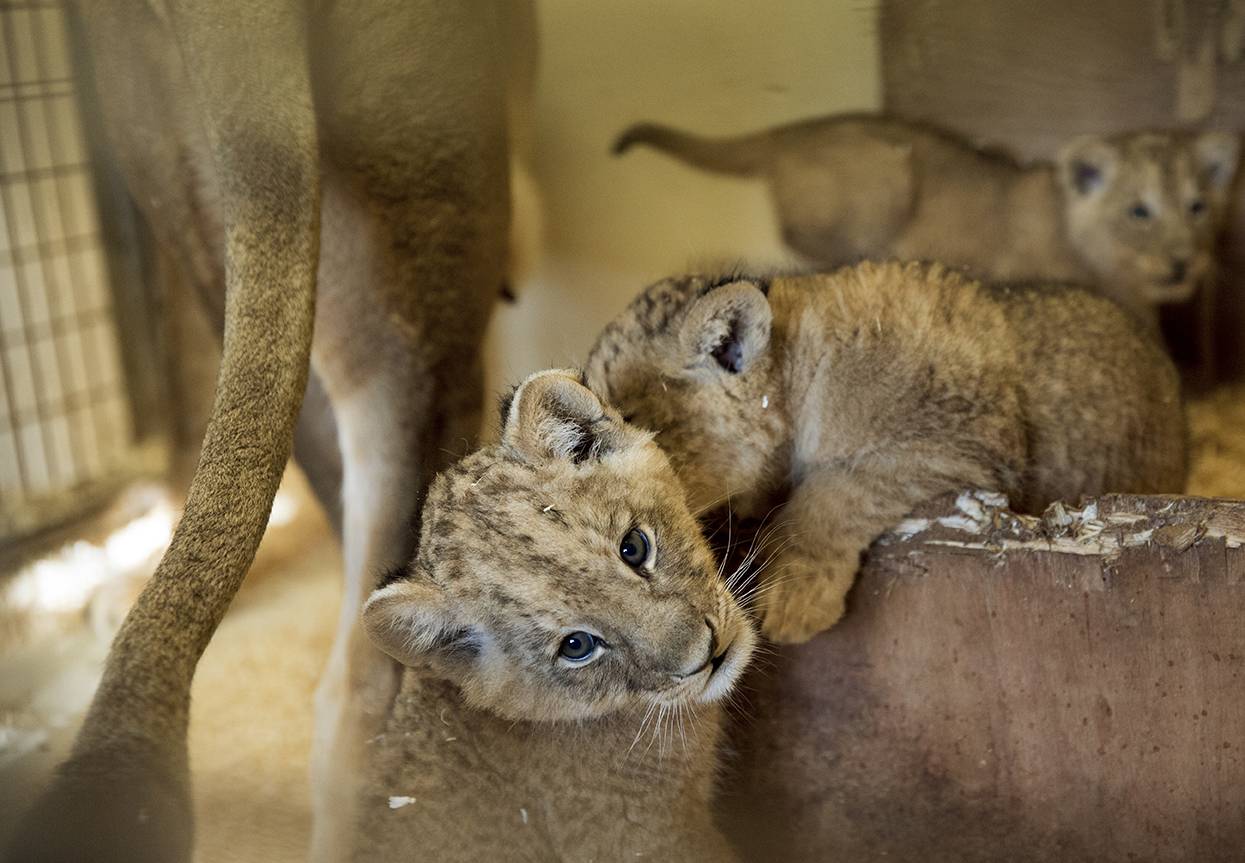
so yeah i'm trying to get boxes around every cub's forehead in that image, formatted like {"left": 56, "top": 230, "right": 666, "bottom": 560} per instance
{"left": 414, "top": 450, "right": 707, "bottom": 593}
{"left": 1111, "top": 133, "right": 1201, "bottom": 188}
{"left": 1114, "top": 132, "right": 1175, "bottom": 155}
{"left": 586, "top": 272, "right": 747, "bottom": 398}
{"left": 426, "top": 448, "right": 679, "bottom": 544}
{"left": 586, "top": 285, "right": 679, "bottom": 402}
{"left": 590, "top": 277, "right": 698, "bottom": 356}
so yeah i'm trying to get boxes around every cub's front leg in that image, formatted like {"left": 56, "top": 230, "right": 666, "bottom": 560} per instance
{"left": 756, "top": 464, "right": 961, "bottom": 643}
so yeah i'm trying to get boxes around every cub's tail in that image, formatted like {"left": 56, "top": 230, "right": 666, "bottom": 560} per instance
{"left": 612, "top": 122, "right": 767, "bottom": 177}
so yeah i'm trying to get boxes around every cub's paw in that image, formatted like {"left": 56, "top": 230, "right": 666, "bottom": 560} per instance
{"left": 758, "top": 562, "right": 850, "bottom": 644}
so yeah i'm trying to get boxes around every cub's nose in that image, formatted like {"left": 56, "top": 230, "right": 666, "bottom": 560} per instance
{"left": 675, "top": 619, "right": 718, "bottom": 678}
{"left": 1168, "top": 259, "right": 1189, "bottom": 284}
{"left": 705, "top": 617, "right": 725, "bottom": 670}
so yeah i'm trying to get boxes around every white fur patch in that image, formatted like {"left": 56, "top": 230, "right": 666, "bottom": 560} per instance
{"left": 538, "top": 415, "right": 595, "bottom": 461}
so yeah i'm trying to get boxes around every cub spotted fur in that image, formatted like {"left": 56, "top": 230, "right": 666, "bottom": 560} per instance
{"left": 614, "top": 116, "right": 1240, "bottom": 327}
{"left": 586, "top": 262, "right": 1187, "bottom": 643}
{"left": 356, "top": 370, "right": 755, "bottom": 861}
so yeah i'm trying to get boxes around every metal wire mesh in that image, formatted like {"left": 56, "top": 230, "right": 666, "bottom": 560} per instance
{"left": 0, "top": 0, "right": 137, "bottom": 538}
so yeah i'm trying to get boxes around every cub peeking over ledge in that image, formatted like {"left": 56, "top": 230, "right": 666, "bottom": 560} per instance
{"left": 614, "top": 116, "right": 1240, "bottom": 330}
{"left": 586, "top": 262, "right": 1188, "bottom": 644}
{"left": 356, "top": 370, "right": 755, "bottom": 862}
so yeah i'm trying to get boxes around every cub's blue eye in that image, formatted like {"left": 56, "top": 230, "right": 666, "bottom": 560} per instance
{"left": 619, "top": 527, "right": 650, "bottom": 567}
{"left": 1129, "top": 203, "right": 1152, "bottom": 220}
{"left": 559, "top": 631, "right": 597, "bottom": 662}
{"left": 1190, "top": 199, "right": 1206, "bottom": 215}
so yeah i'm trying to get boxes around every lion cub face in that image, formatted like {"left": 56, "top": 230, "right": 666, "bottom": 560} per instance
{"left": 363, "top": 370, "right": 756, "bottom": 723}
{"left": 586, "top": 275, "right": 784, "bottom": 519}
{"left": 1057, "top": 131, "right": 1239, "bottom": 305}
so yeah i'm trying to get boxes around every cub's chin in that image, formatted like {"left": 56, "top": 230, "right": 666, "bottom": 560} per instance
{"left": 655, "top": 622, "right": 757, "bottom": 709}
{"left": 696, "top": 623, "right": 756, "bottom": 705}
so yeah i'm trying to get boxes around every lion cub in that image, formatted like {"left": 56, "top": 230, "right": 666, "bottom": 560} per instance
{"left": 586, "top": 262, "right": 1187, "bottom": 644}
{"left": 356, "top": 369, "right": 756, "bottom": 861}
{"left": 614, "top": 116, "right": 1240, "bottom": 328}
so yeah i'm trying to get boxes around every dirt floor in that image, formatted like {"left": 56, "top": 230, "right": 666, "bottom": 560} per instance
{"left": 1187, "top": 383, "right": 1245, "bottom": 500}
{"left": 185, "top": 527, "right": 338, "bottom": 863}
{"left": 0, "top": 383, "right": 1242, "bottom": 862}
{"left": 0, "top": 469, "right": 340, "bottom": 863}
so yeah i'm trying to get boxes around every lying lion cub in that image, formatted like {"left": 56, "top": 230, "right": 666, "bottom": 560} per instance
{"left": 614, "top": 116, "right": 1239, "bottom": 328}
{"left": 356, "top": 369, "right": 755, "bottom": 861}
{"left": 586, "top": 262, "right": 1187, "bottom": 643}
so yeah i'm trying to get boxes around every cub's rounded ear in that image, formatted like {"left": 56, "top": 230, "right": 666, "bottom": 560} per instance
{"left": 680, "top": 280, "right": 771, "bottom": 374}
{"left": 362, "top": 577, "right": 480, "bottom": 669}
{"left": 500, "top": 368, "right": 627, "bottom": 464}
{"left": 1194, "top": 132, "right": 1241, "bottom": 193}
{"left": 1057, "top": 136, "right": 1117, "bottom": 197}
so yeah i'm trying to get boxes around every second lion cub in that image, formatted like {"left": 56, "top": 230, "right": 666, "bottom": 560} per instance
{"left": 587, "top": 262, "right": 1187, "bottom": 643}
{"left": 615, "top": 117, "right": 1239, "bottom": 329}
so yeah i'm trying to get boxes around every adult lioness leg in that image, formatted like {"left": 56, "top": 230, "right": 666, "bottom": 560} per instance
{"left": 4, "top": 1, "right": 320, "bottom": 861}
{"left": 303, "top": 4, "right": 510, "bottom": 859}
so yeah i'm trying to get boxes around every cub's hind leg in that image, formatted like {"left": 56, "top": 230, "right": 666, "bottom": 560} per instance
{"left": 768, "top": 134, "right": 914, "bottom": 266}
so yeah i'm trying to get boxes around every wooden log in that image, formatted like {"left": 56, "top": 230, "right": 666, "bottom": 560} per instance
{"left": 720, "top": 492, "right": 1245, "bottom": 862}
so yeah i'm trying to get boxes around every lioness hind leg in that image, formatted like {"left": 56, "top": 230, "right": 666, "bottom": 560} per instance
{"left": 310, "top": 360, "right": 488, "bottom": 862}
{"left": 308, "top": 378, "right": 419, "bottom": 863}
{"left": 294, "top": 4, "right": 509, "bottom": 857}
{"left": 305, "top": 162, "right": 504, "bottom": 862}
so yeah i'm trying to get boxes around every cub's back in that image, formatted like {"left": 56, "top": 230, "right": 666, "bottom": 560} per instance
{"left": 763, "top": 118, "right": 1021, "bottom": 264}
{"left": 773, "top": 263, "right": 1029, "bottom": 485}
{"left": 990, "top": 282, "right": 1187, "bottom": 507}
{"left": 773, "top": 263, "right": 1186, "bottom": 509}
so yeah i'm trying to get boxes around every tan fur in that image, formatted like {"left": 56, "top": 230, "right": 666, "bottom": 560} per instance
{"left": 586, "top": 262, "right": 1188, "bottom": 644}
{"left": 354, "top": 370, "right": 755, "bottom": 860}
{"left": 614, "top": 116, "right": 1240, "bottom": 327}
{"left": 7, "top": 2, "right": 515, "bottom": 861}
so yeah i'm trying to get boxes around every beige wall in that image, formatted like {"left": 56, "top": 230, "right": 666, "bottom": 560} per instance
{"left": 485, "top": 0, "right": 881, "bottom": 402}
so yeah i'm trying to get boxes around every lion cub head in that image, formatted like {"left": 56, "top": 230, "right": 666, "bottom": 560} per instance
{"left": 363, "top": 369, "right": 756, "bottom": 722}
{"left": 585, "top": 274, "right": 784, "bottom": 519}
{"left": 1056, "top": 131, "right": 1239, "bottom": 306}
